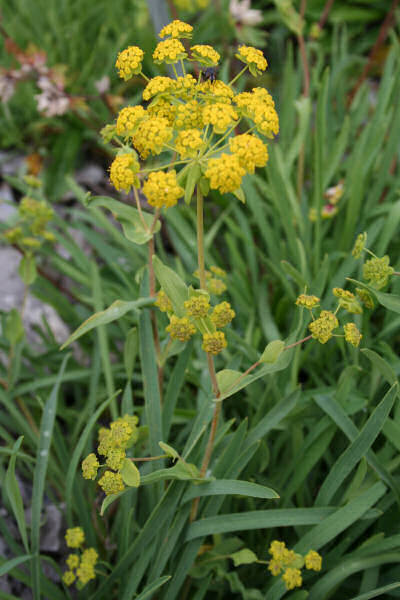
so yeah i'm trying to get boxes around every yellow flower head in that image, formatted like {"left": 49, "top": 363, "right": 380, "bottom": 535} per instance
{"left": 210, "top": 265, "right": 227, "bottom": 279}
{"left": 205, "top": 153, "right": 245, "bottom": 194}
{"left": 252, "top": 101, "right": 279, "bottom": 138}
{"left": 229, "top": 134, "right": 268, "bottom": 173}
{"left": 109, "top": 154, "right": 139, "bottom": 193}
{"left": 143, "top": 170, "right": 184, "bottom": 209}
{"left": 116, "top": 106, "right": 146, "bottom": 136}
{"left": 65, "top": 527, "right": 85, "bottom": 548}
{"left": 295, "top": 294, "right": 320, "bottom": 309}
{"left": 115, "top": 46, "right": 144, "bottom": 80}
{"left": 147, "top": 98, "right": 176, "bottom": 124}
{"left": 191, "top": 44, "right": 220, "bottom": 66}
{"left": 166, "top": 315, "right": 196, "bottom": 341}
{"left": 202, "top": 103, "right": 238, "bottom": 134}
{"left": 66, "top": 554, "right": 80, "bottom": 570}
{"left": 110, "top": 418, "right": 134, "bottom": 446}
{"left": 304, "top": 550, "right": 322, "bottom": 571}
{"left": 184, "top": 295, "right": 210, "bottom": 318}
{"left": 363, "top": 256, "right": 393, "bottom": 290}
{"left": 202, "top": 331, "right": 227, "bottom": 355}
{"left": 159, "top": 20, "right": 193, "bottom": 39}
{"left": 98, "top": 427, "right": 113, "bottom": 456}
{"left": 62, "top": 571, "right": 76, "bottom": 586}
{"left": 143, "top": 76, "right": 175, "bottom": 101}
{"left": 356, "top": 288, "right": 374, "bottom": 309}
{"left": 208, "top": 277, "right": 227, "bottom": 295}
{"left": 282, "top": 567, "right": 302, "bottom": 591}
{"left": 153, "top": 39, "right": 187, "bottom": 64}
{"left": 211, "top": 302, "right": 235, "bottom": 328}
{"left": 309, "top": 310, "right": 339, "bottom": 344}
{"left": 333, "top": 288, "right": 362, "bottom": 314}
{"left": 81, "top": 453, "right": 99, "bottom": 480}
{"left": 352, "top": 232, "right": 367, "bottom": 259}
{"left": 155, "top": 290, "right": 173, "bottom": 312}
{"left": 98, "top": 470, "right": 125, "bottom": 495}
{"left": 4, "top": 227, "right": 23, "bottom": 244}
{"left": 268, "top": 559, "right": 282, "bottom": 576}
{"left": 344, "top": 323, "right": 362, "bottom": 347}
{"left": 269, "top": 541, "right": 288, "bottom": 561}
{"left": 173, "top": 74, "right": 197, "bottom": 99}
{"left": 81, "top": 548, "right": 98, "bottom": 566}
{"left": 106, "top": 447, "right": 126, "bottom": 471}
{"left": 76, "top": 562, "right": 96, "bottom": 586}
{"left": 175, "top": 129, "right": 203, "bottom": 158}
{"left": 132, "top": 117, "right": 172, "bottom": 159}
{"left": 236, "top": 45, "right": 268, "bottom": 75}
{"left": 201, "top": 80, "right": 234, "bottom": 102}
{"left": 175, "top": 100, "right": 203, "bottom": 130}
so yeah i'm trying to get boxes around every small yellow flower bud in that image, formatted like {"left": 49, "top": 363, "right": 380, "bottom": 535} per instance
{"left": 98, "top": 470, "right": 125, "bottom": 496}
{"left": 282, "top": 567, "right": 302, "bottom": 590}
{"left": 81, "top": 453, "right": 99, "bottom": 480}
{"left": 62, "top": 571, "right": 76, "bottom": 586}
{"left": 202, "top": 331, "right": 227, "bottom": 355}
{"left": 211, "top": 302, "right": 235, "bottom": 328}
{"left": 66, "top": 554, "right": 80, "bottom": 570}
{"left": 155, "top": 290, "right": 173, "bottom": 313}
{"left": 65, "top": 527, "right": 85, "bottom": 548}
{"left": 184, "top": 296, "right": 210, "bottom": 318}
{"left": 344, "top": 323, "right": 362, "bottom": 347}
{"left": 166, "top": 316, "right": 196, "bottom": 342}
{"left": 295, "top": 294, "right": 320, "bottom": 309}
{"left": 352, "top": 232, "right": 367, "bottom": 259}
{"left": 304, "top": 550, "right": 322, "bottom": 571}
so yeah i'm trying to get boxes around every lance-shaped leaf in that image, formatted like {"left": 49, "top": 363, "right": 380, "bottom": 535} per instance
{"left": 152, "top": 255, "right": 188, "bottom": 317}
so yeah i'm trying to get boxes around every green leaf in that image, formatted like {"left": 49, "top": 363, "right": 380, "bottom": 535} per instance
{"left": 315, "top": 384, "right": 397, "bottom": 506}
{"left": 184, "top": 163, "right": 201, "bottom": 205}
{"left": 0, "top": 555, "right": 32, "bottom": 577}
{"left": 31, "top": 354, "right": 69, "bottom": 600}
{"left": 159, "top": 441, "right": 180, "bottom": 460}
{"left": 135, "top": 575, "right": 171, "bottom": 600}
{"left": 5, "top": 437, "right": 29, "bottom": 552}
{"left": 347, "top": 278, "right": 400, "bottom": 315}
{"left": 141, "top": 460, "right": 202, "bottom": 485}
{"left": 348, "top": 582, "right": 400, "bottom": 600}
{"left": 182, "top": 479, "right": 279, "bottom": 503}
{"left": 152, "top": 255, "right": 188, "bottom": 317}
{"left": 124, "top": 327, "right": 138, "bottom": 380}
{"left": 5, "top": 309, "right": 25, "bottom": 346}
{"left": 260, "top": 340, "right": 285, "bottom": 364}
{"left": 120, "top": 458, "right": 141, "bottom": 487}
{"left": 100, "top": 490, "right": 127, "bottom": 517}
{"left": 86, "top": 196, "right": 160, "bottom": 244}
{"left": 361, "top": 348, "right": 397, "bottom": 385}
{"left": 60, "top": 298, "right": 151, "bottom": 349}
{"left": 19, "top": 254, "right": 37, "bottom": 285}
{"left": 230, "top": 549, "right": 258, "bottom": 567}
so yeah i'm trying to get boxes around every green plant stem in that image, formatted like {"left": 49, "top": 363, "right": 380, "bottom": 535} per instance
{"left": 148, "top": 216, "right": 163, "bottom": 399}
{"left": 129, "top": 454, "right": 167, "bottom": 462}
{"left": 229, "top": 65, "right": 248, "bottom": 87}
{"left": 296, "top": 0, "right": 310, "bottom": 202}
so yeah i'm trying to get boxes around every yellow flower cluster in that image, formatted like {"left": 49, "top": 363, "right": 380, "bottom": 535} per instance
{"left": 333, "top": 287, "right": 362, "bottom": 314}
{"left": 65, "top": 527, "right": 85, "bottom": 548}
{"left": 159, "top": 20, "right": 193, "bottom": 39}
{"left": 142, "top": 170, "right": 184, "bottom": 209}
{"left": 202, "top": 102, "right": 238, "bottom": 134}
{"left": 193, "top": 267, "right": 227, "bottom": 295}
{"left": 356, "top": 288, "right": 374, "bottom": 309}
{"left": 344, "top": 322, "right": 362, "bottom": 347}
{"left": 202, "top": 331, "right": 227, "bottom": 354}
{"left": 115, "top": 46, "right": 144, "bottom": 80}
{"left": 109, "top": 21, "right": 279, "bottom": 205}
{"left": 363, "top": 255, "right": 393, "bottom": 289}
{"left": 116, "top": 105, "right": 145, "bottom": 136}
{"left": 295, "top": 294, "right": 320, "bottom": 309}
{"left": 268, "top": 540, "right": 322, "bottom": 590}
{"left": 109, "top": 154, "right": 139, "bottom": 192}
{"left": 211, "top": 301, "right": 235, "bottom": 327}
{"left": 191, "top": 44, "right": 220, "bottom": 66}
{"left": 237, "top": 45, "right": 268, "bottom": 74}
{"left": 352, "top": 232, "right": 367, "bottom": 259}
{"left": 63, "top": 531, "right": 98, "bottom": 588}
{"left": 229, "top": 134, "right": 268, "bottom": 173}
{"left": 132, "top": 117, "right": 172, "bottom": 158}
{"left": 153, "top": 39, "right": 187, "bottom": 64}
{"left": 205, "top": 154, "right": 245, "bottom": 194}
{"left": 184, "top": 295, "right": 211, "bottom": 317}
{"left": 309, "top": 310, "right": 339, "bottom": 344}
{"left": 175, "top": 129, "right": 203, "bottom": 158}
{"left": 4, "top": 197, "right": 55, "bottom": 251}
{"left": 155, "top": 290, "right": 173, "bottom": 312}
{"left": 81, "top": 415, "right": 139, "bottom": 496}
{"left": 166, "top": 315, "right": 196, "bottom": 341}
